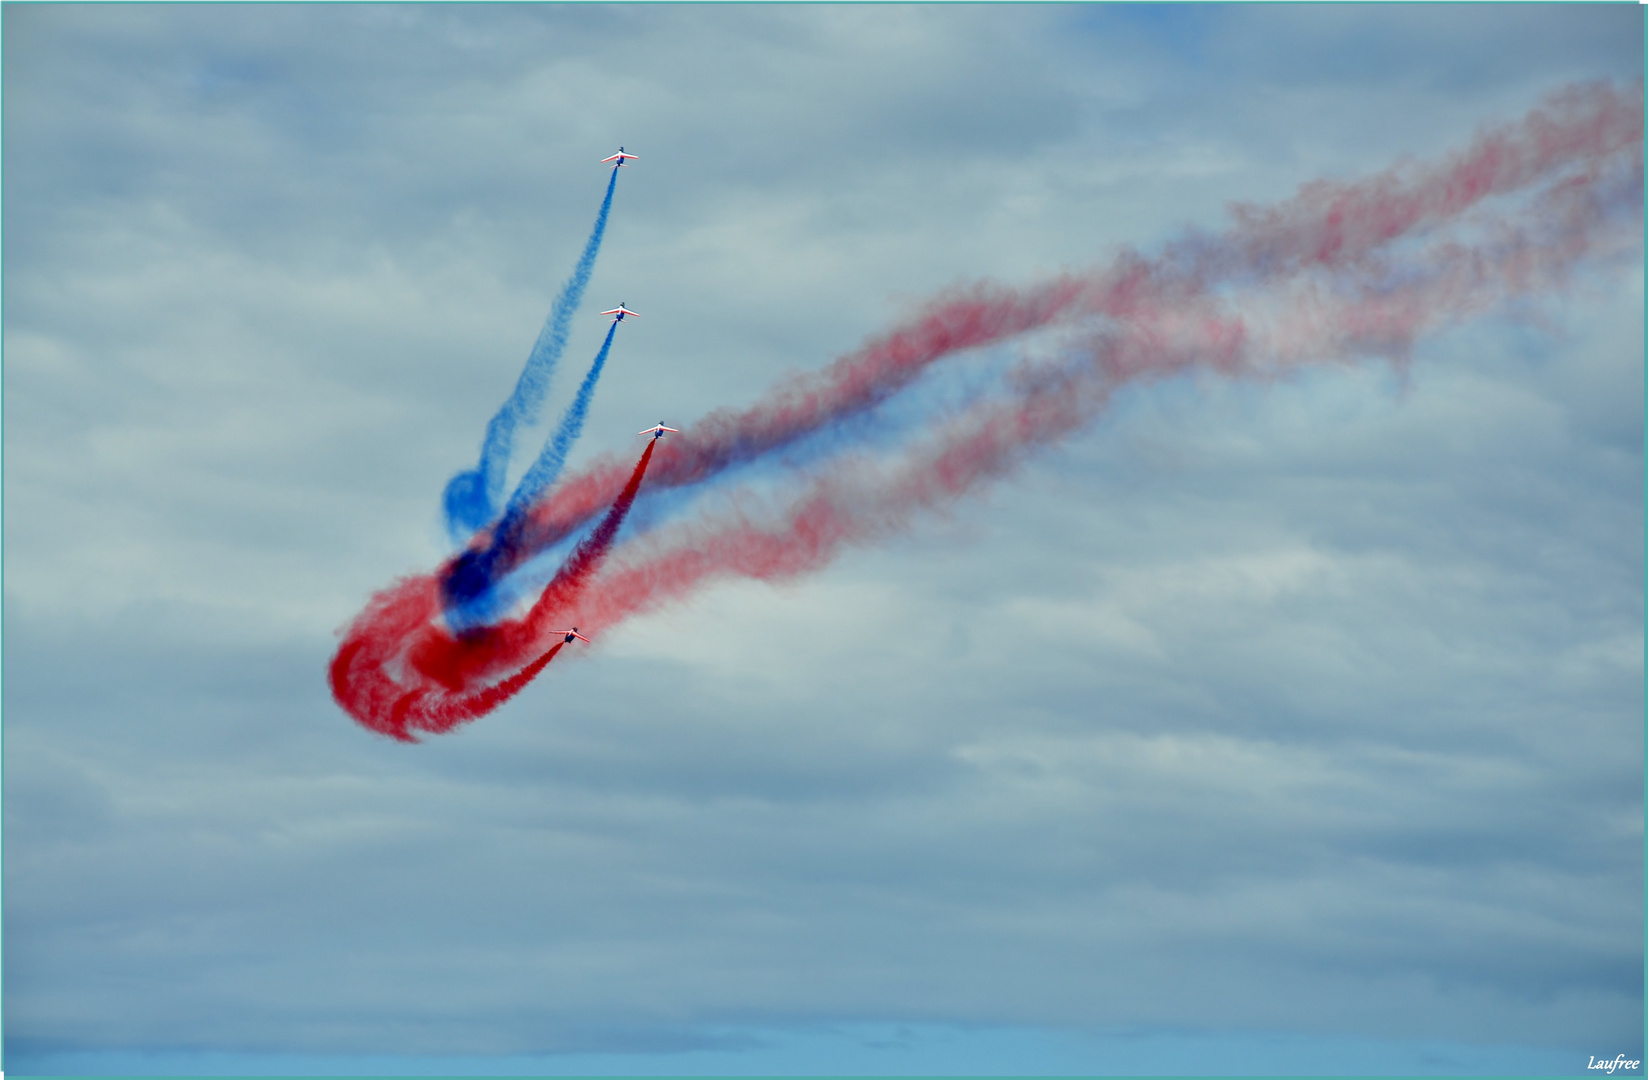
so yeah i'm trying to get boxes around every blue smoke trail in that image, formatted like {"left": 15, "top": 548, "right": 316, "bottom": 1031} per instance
{"left": 506, "top": 320, "right": 619, "bottom": 518}
{"left": 443, "top": 320, "right": 620, "bottom": 629}
{"left": 442, "top": 167, "right": 620, "bottom": 541}
{"left": 441, "top": 336, "right": 1013, "bottom": 632}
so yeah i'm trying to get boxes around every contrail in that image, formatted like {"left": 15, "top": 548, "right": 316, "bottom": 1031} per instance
{"left": 442, "top": 167, "right": 621, "bottom": 541}
{"left": 332, "top": 81, "right": 1642, "bottom": 740}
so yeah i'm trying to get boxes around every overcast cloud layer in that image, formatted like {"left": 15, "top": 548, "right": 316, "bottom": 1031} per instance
{"left": 4, "top": 4, "right": 1642, "bottom": 1075}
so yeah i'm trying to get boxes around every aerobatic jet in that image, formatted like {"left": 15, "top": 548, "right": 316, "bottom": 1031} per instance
{"left": 601, "top": 303, "right": 640, "bottom": 323}
{"left": 553, "top": 628, "right": 591, "bottom": 645}
{"left": 640, "top": 423, "right": 680, "bottom": 440}
{"left": 601, "top": 147, "right": 638, "bottom": 168}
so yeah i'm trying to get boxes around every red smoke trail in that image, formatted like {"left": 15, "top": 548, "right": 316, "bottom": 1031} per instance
{"left": 512, "top": 276, "right": 1091, "bottom": 555}
{"left": 558, "top": 146, "right": 1640, "bottom": 639}
{"left": 514, "top": 81, "right": 1641, "bottom": 560}
{"left": 331, "top": 441, "right": 656, "bottom": 741}
{"left": 332, "top": 81, "right": 1641, "bottom": 739}
{"left": 1208, "top": 80, "right": 1643, "bottom": 278}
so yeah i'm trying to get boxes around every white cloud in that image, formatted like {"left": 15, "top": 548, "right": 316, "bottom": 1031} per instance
{"left": 4, "top": 1, "right": 1641, "bottom": 1065}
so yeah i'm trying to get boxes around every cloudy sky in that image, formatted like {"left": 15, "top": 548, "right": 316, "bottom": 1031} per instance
{"left": 4, "top": 4, "right": 1642, "bottom": 1076}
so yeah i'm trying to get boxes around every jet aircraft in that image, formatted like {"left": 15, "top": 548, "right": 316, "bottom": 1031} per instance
{"left": 602, "top": 147, "right": 638, "bottom": 168}
{"left": 553, "top": 628, "right": 591, "bottom": 645}
{"left": 640, "top": 423, "right": 680, "bottom": 440}
{"left": 601, "top": 303, "right": 640, "bottom": 323}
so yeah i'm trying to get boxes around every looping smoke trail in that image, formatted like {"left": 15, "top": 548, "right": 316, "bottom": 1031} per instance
{"left": 332, "top": 81, "right": 1642, "bottom": 739}
{"left": 333, "top": 441, "right": 657, "bottom": 741}
{"left": 442, "top": 167, "right": 621, "bottom": 541}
